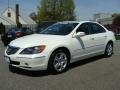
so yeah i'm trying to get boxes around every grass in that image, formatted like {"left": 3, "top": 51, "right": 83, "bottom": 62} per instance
{"left": 115, "top": 35, "right": 120, "bottom": 40}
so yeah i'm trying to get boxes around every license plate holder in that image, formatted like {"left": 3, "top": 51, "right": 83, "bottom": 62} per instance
{"left": 8, "top": 35, "right": 12, "bottom": 37}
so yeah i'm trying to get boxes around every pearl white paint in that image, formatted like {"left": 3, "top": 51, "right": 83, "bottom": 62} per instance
{"left": 4, "top": 21, "right": 116, "bottom": 71}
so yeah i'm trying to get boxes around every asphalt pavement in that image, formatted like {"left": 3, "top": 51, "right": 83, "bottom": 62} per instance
{"left": 0, "top": 40, "right": 120, "bottom": 90}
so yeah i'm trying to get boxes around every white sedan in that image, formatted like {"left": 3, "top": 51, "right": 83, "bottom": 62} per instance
{"left": 4, "top": 21, "right": 115, "bottom": 74}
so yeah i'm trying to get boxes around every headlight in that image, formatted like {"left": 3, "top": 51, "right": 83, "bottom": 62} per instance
{"left": 20, "top": 45, "right": 46, "bottom": 54}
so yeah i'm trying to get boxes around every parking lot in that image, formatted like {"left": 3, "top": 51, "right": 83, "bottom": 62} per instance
{"left": 0, "top": 39, "right": 120, "bottom": 90}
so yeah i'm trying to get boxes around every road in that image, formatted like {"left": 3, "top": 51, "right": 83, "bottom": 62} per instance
{"left": 0, "top": 40, "right": 120, "bottom": 90}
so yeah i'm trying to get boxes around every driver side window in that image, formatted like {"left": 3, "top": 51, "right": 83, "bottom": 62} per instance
{"left": 76, "top": 23, "right": 91, "bottom": 35}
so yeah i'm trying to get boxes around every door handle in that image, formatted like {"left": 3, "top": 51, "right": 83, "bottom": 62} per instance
{"left": 104, "top": 36, "right": 107, "bottom": 38}
{"left": 90, "top": 38, "right": 95, "bottom": 40}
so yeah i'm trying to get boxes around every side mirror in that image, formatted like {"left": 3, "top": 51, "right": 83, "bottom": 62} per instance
{"left": 74, "top": 32, "right": 85, "bottom": 37}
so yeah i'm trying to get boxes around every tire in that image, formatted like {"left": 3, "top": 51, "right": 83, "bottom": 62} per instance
{"left": 104, "top": 42, "right": 113, "bottom": 57}
{"left": 3, "top": 41, "right": 8, "bottom": 46}
{"left": 48, "top": 49, "right": 70, "bottom": 74}
{"left": 9, "top": 65, "right": 15, "bottom": 72}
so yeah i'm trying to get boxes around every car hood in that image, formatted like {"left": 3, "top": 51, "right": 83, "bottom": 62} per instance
{"left": 10, "top": 34, "right": 65, "bottom": 48}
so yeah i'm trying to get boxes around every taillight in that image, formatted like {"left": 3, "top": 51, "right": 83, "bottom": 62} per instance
{"left": 16, "top": 32, "right": 22, "bottom": 37}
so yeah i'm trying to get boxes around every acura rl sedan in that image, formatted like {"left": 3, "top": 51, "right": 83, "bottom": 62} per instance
{"left": 4, "top": 21, "right": 115, "bottom": 74}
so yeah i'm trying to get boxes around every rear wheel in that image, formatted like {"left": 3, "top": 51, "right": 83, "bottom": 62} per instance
{"left": 48, "top": 49, "right": 70, "bottom": 74}
{"left": 104, "top": 42, "right": 113, "bottom": 57}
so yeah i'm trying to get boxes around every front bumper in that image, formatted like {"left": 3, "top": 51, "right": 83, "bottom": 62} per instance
{"left": 4, "top": 55, "right": 48, "bottom": 71}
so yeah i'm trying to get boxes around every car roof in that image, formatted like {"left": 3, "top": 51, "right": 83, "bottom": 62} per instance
{"left": 57, "top": 21, "right": 98, "bottom": 24}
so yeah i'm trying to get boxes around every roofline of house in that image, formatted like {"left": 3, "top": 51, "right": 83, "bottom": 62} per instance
{"left": 0, "top": 16, "right": 16, "bottom": 25}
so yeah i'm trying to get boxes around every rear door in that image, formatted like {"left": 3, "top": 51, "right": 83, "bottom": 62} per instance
{"left": 90, "top": 23, "right": 107, "bottom": 52}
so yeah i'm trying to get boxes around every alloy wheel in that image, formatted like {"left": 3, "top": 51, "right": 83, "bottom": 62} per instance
{"left": 106, "top": 43, "right": 113, "bottom": 56}
{"left": 53, "top": 52, "right": 68, "bottom": 72}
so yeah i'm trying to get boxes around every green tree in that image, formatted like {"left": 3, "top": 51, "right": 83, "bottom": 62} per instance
{"left": 113, "top": 15, "right": 120, "bottom": 26}
{"left": 112, "top": 13, "right": 120, "bottom": 18}
{"left": 29, "top": 12, "right": 37, "bottom": 22}
{"left": 37, "top": 0, "right": 76, "bottom": 22}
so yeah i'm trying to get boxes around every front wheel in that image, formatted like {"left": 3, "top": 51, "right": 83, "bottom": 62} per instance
{"left": 48, "top": 49, "right": 70, "bottom": 74}
{"left": 104, "top": 43, "right": 113, "bottom": 57}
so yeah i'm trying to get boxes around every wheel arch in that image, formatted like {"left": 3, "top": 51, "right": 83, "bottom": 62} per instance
{"left": 106, "top": 40, "right": 114, "bottom": 47}
{"left": 47, "top": 46, "right": 72, "bottom": 65}
{"left": 50, "top": 47, "right": 71, "bottom": 60}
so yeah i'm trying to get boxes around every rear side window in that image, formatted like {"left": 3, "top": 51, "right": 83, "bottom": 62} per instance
{"left": 25, "top": 29, "right": 33, "bottom": 34}
{"left": 91, "top": 23, "right": 106, "bottom": 34}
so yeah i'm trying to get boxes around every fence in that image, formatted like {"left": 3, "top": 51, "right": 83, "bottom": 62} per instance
{"left": 5, "top": 22, "right": 56, "bottom": 33}
{"left": 5, "top": 24, "right": 37, "bottom": 32}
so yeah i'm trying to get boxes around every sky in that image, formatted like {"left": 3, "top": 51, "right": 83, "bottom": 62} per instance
{"left": 0, "top": 0, "right": 120, "bottom": 20}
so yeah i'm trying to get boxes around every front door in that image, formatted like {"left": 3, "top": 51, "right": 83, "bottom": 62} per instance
{"left": 71, "top": 23, "right": 96, "bottom": 62}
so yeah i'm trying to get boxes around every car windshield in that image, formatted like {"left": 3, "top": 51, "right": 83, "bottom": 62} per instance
{"left": 40, "top": 23, "right": 78, "bottom": 35}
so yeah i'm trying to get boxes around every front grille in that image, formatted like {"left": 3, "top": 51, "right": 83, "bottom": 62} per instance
{"left": 6, "top": 45, "right": 20, "bottom": 55}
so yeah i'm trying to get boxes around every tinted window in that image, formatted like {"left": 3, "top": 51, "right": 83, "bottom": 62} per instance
{"left": 19, "top": 28, "right": 32, "bottom": 34}
{"left": 40, "top": 23, "right": 78, "bottom": 35}
{"left": 92, "top": 23, "right": 106, "bottom": 34}
{"left": 76, "top": 23, "right": 92, "bottom": 35}
{"left": 25, "top": 29, "right": 33, "bottom": 34}
{"left": 8, "top": 28, "right": 17, "bottom": 33}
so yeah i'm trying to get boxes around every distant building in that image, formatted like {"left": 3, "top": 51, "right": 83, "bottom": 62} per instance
{"left": 94, "top": 13, "right": 112, "bottom": 20}
{"left": 97, "top": 17, "right": 114, "bottom": 25}
{"left": 93, "top": 13, "right": 120, "bottom": 35}
{"left": 93, "top": 13, "right": 113, "bottom": 25}
{"left": 0, "top": 4, "right": 36, "bottom": 30}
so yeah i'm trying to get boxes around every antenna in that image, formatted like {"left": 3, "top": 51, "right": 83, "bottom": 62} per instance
{"left": 8, "top": 0, "right": 10, "bottom": 11}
